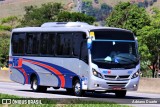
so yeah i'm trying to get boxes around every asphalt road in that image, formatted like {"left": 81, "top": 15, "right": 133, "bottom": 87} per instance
{"left": 0, "top": 81, "right": 160, "bottom": 107}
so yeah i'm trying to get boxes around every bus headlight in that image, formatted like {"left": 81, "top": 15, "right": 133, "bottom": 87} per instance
{"left": 92, "top": 69, "right": 103, "bottom": 79}
{"left": 131, "top": 70, "right": 140, "bottom": 79}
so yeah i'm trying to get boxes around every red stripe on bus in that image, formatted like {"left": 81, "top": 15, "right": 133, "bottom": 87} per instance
{"left": 23, "top": 59, "right": 65, "bottom": 88}
{"left": 9, "top": 64, "right": 12, "bottom": 67}
{"left": 18, "top": 58, "right": 23, "bottom": 67}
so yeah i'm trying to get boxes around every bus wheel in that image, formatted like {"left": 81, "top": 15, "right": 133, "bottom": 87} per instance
{"left": 73, "top": 80, "right": 85, "bottom": 96}
{"left": 31, "top": 77, "right": 47, "bottom": 92}
{"left": 115, "top": 90, "right": 127, "bottom": 98}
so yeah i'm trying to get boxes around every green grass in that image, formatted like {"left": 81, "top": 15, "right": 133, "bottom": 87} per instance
{"left": 0, "top": 93, "right": 130, "bottom": 107}
{"left": 0, "top": 93, "right": 20, "bottom": 98}
{"left": 64, "top": 100, "right": 130, "bottom": 107}
{"left": 0, "top": 93, "right": 56, "bottom": 107}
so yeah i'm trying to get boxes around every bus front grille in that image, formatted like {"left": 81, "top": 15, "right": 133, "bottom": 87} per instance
{"left": 104, "top": 75, "right": 130, "bottom": 80}
{"left": 106, "top": 82, "right": 127, "bottom": 87}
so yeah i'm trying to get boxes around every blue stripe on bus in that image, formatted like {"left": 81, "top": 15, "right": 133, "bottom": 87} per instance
{"left": 9, "top": 61, "right": 12, "bottom": 64}
{"left": 15, "top": 68, "right": 26, "bottom": 84}
{"left": 23, "top": 58, "right": 78, "bottom": 88}
{"left": 22, "top": 64, "right": 40, "bottom": 85}
{"left": 29, "top": 64, "right": 61, "bottom": 87}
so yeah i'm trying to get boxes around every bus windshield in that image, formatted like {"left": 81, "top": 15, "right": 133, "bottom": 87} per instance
{"left": 91, "top": 41, "right": 138, "bottom": 65}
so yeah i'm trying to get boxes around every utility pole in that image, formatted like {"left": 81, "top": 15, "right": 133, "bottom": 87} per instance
{"left": 77, "top": 0, "right": 82, "bottom": 13}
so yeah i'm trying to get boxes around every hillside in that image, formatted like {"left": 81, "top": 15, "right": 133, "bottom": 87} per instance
{"left": 0, "top": 0, "right": 73, "bottom": 18}
{"left": 146, "top": 0, "right": 160, "bottom": 12}
{"left": 151, "top": 0, "right": 160, "bottom": 8}
{"left": 0, "top": 0, "right": 159, "bottom": 18}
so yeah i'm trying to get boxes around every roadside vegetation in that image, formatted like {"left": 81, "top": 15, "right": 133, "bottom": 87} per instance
{"left": 0, "top": 1, "right": 159, "bottom": 77}
{"left": 0, "top": 93, "right": 130, "bottom": 107}
{"left": 106, "top": 2, "right": 160, "bottom": 78}
{"left": 0, "top": 2, "right": 95, "bottom": 68}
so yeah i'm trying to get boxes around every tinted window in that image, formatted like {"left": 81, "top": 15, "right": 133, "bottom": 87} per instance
{"left": 12, "top": 33, "right": 25, "bottom": 55}
{"left": 72, "top": 33, "right": 86, "bottom": 57}
{"left": 26, "top": 33, "right": 40, "bottom": 54}
{"left": 91, "top": 29, "right": 134, "bottom": 40}
{"left": 80, "top": 41, "right": 88, "bottom": 63}
{"left": 41, "top": 33, "right": 48, "bottom": 54}
{"left": 40, "top": 33, "right": 56, "bottom": 55}
{"left": 48, "top": 33, "right": 56, "bottom": 55}
{"left": 56, "top": 33, "right": 72, "bottom": 56}
{"left": 91, "top": 41, "right": 138, "bottom": 69}
{"left": 91, "top": 41, "right": 137, "bottom": 60}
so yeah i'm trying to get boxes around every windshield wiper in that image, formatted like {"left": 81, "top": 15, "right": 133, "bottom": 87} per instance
{"left": 93, "top": 58, "right": 118, "bottom": 64}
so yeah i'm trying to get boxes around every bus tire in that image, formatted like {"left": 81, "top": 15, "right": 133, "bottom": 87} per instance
{"left": 73, "top": 80, "right": 85, "bottom": 96}
{"left": 115, "top": 90, "right": 126, "bottom": 98}
{"left": 31, "top": 77, "right": 47, "bottom": 92}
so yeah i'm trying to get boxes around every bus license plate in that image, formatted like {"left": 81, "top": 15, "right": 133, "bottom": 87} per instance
{"left": 112, "top": 87, "right": 122, "bottom": 90}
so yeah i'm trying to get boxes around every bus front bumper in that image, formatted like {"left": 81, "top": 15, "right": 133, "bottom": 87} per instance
{"left": 87, "top": 76, "right": 140, "bottom": 91}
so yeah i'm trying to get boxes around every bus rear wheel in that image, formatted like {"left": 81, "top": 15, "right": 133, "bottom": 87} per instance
{"left": 73, "top": 80, "right": 85, "bottom": 96}
{"left": 115, "top": 90, "right": 127, "bottom": 98}
{"left": 31, "top": 77, "right": 47, "bottom": 92}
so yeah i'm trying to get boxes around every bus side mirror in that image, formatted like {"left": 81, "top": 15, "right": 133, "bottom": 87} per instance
{"left": 87, "top": 43, "right": 92, "bottom": 49}
{"left": 87, "top": 38, "right": 92, "bottom": 49}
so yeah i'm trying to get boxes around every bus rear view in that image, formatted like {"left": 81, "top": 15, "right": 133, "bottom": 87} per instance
{"left": 88, "top": 29, "right": 140, "bottom": 97}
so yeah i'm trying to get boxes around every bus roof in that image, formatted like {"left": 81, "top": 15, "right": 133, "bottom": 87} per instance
{"left": 12, "top": 22, "right": 132, "bottom": 33}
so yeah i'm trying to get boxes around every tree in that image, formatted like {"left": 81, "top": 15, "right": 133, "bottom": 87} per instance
{"left": 0, "top": 25, "right": 12, "bottom": 31}
{"left": 81, "top": 1, "right": 112, "bottom": 22}
{"left": 0, "top": 16, "right": 19, "bottom": 67}
{"left": 21, "top": 3, "right": 63, "bottom": 27}
{"left": 1, "top": 16, "right": 18, "bottom": 28}
{"left": 0, "top": 16, "right": 18, "bottom": 31}
{"left": 21, "top": 2, "right": 95, "bottom": 26}
{"left": 0, "top": 32, "right": 10, "bottom": 67}
{"left": 56, "top": 11, "right": 95, "bottom": 24}
{"left": 137, "top": 8, "right": 160, "bottom": 77}
{"left": 105, "top": 2, "right": 150, "bottom": 35}
{"left": 105, "top": 2, "right": 160, "bottom": 77}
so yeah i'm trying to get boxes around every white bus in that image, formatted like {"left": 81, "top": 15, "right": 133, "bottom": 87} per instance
{"left": 9, "top": 22, "right": 140, "bottom": 97}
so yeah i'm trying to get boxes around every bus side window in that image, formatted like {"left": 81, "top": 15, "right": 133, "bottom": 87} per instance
{"left": 72, "top": 32, "right": 86, "bottom": 58}
{"left": 12, "top": 33, "right": 25, "bottom": 55}
{"left": 26, "top": 33, "right": 40, "bottom": 55}
{"left": 40, "top": 33, "right": 48, "bottom": 55}
{"left": 80, "top": 40, "right": 88, "bottom": 64}
{"left": 40, "top": 33, "right": 56, "bottom": 55}
{"left": 48, "top": 33, "right": 56, "bottom": 55}
{"left": 56, "top": 33, "right": 72, "bottom": 56}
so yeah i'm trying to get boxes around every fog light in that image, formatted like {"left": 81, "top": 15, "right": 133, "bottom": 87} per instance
{"left": 133, "top": 84, "right": 137, "bottom": 88}
{"left": 94, "top": 84, "right": 97, "bottom": 87}
{"left": 94, "top": 84, "right": 100, "bottom": 87}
